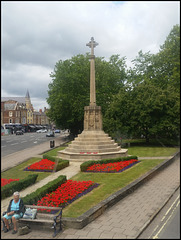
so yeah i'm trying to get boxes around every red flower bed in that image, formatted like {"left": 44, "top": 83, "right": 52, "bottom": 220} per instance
{"left": 1, "top": 178, "right": 19, "bottom": 187}
{"left": 36, "top": 180, "right": 99, "bottom": 211}
{"left": 86, "top": 159, "right": 139, "bottom": 173}
{"left": 24, "top": 159, "right": 55, "bottom": 172}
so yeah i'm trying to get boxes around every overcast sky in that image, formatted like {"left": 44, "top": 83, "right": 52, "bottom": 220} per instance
{"left": 1, "top": 1, "right": 180, "bottom": 111}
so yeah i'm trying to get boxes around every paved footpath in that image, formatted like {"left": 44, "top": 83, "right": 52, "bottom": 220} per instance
{"left": 1, "top": 141, "right": 180, "bottom": 239}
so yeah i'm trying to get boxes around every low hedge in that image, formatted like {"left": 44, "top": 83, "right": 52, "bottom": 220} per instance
{"left": 1, "top": 174, "right": 38, "bottom": 200}
{"left": 42, "top": 153, "right": 69, "bottom": 171}
{"left": 42, "top": 153, "right": 56, "bottom": 161}
{"left": 22, "top": 175, "right": 67, "bottom": 205}
{"left": 80, "top": 155, "right": 138, "bottom": 172}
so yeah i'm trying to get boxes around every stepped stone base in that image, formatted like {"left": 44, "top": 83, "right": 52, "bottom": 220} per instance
{"left": 58, "top": 130, "right": 128, "bottom": 162}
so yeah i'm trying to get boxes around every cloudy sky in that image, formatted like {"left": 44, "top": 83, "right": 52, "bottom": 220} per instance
{"left": 1, "top": 1, "right": 180, "bottom": 111}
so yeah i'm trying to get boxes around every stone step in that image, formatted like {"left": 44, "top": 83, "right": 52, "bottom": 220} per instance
{"left": 76, "top": 131, "right": 110, "bottom": 138}
{"left": 71, "top": 140, "right": 115, "bottom": 145}
{"left": 63, "top": 146, "right": 121, "bottom": 153}
{"left": 74, "top": 137, "right": 113, "bottom": 142}
{"left": 58, "top": 149, "right": 128, "bottom": 161}
{"left": 67, "top": 143, "right": 119, "bottom": 150}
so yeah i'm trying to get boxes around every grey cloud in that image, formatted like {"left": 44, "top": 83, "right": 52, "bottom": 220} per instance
{"left": 1, "top": 1, "right": 180, "bottom": 110}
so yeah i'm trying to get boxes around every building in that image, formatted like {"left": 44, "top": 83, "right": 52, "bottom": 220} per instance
{"left": 1, "top": 90, "right": 51, "bottom": 127}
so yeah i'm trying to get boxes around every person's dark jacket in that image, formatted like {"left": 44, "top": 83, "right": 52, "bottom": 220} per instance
{"left": 7, "top": 199, "right": 25, "bottom": 215}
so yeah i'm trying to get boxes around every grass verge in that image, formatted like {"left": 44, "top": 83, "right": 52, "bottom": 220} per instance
{"left": 62, "top": 158, "right": 166, "bottom": 218}
{"left": 127, "top": 146, "right": 179, "bottom": 157}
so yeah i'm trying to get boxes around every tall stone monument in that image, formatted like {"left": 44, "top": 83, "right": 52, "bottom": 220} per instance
{"left": 58, "top": 37, "right": 128, "bottom": 161}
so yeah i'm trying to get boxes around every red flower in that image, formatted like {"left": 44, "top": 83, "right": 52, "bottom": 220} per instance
{"left": 1, "top": 178, "right": 19, "bottom": 187}
{"left": 37, "top": 180, "right": 96, "bottom": 211}
{"left": 86, "top": 159, "right": 138, "bottom": 173}
{"left": 26, "top": 159, "right": 55, "bottom": 171}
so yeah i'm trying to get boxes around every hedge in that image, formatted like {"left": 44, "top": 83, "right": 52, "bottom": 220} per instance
{"left": 1, "top": 174, "right": 38, "bottom": 200}
{"left": 80, "top": 155, "right": 138, "bottom": 172}
{"left": 42, "top": 153, "right": 69, "bottom": 171}
{"left": 22, "top": 175, "right": 67, "bottom": 205}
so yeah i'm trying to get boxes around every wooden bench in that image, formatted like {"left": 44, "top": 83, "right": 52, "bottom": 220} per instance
{"left": 18, "top": 205, "right": 62, "bottom": 237}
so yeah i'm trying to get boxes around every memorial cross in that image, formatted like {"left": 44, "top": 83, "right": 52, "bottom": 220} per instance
{"left": 86, "top": 37, "right": 98, "bottom": 106}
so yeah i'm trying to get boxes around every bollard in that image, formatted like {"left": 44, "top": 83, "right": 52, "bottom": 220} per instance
{"left": 50, "top": 140, "right": 55, "bottom": 148}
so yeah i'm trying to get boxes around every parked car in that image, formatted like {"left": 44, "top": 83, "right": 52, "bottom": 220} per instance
{"left": 46, "top": 131, "right": 55, "bottom": 137}
{"left": 36, "top": 129, "right": 48, "bottom": 133}
{"left": 16, "top": 130, "right": 24, "bottom": 135}
{"left": 54, "top": 129, "right": 60, "bottom": 133}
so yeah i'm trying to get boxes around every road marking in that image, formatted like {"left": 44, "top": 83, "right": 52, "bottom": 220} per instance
{"left": 21, "top": 141, "right": 27, "bottom": 143}
{"left": 11, "top": 143, "right": 18, "bottom": 145}
{"left": 152, "top": 196, "right": 180, "bottom": 239}
{"left": 2, "top": 146, "right": 6, "bottom": 148}
{"left": 6, "top": 140, "right": 13, "bottom": 142}
{"left": 34, "top": 141, "right": 37, "bottom": 143}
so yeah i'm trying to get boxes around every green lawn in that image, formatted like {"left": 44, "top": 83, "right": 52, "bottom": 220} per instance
{"left": 127, "top": 146, "right": 179, "bottom": 157}
{"left": 62, "top": 158, "right": 166, "bottom": 218}
{"left": 44, "top": 146, "right": 66, "bottom": 157}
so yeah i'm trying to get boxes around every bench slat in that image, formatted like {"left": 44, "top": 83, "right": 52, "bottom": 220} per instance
{"left": 19, "top": 218, "right": 54, "bottom": 224}
{"left": 25, "top": 205, "right": 62, "bottom": 211}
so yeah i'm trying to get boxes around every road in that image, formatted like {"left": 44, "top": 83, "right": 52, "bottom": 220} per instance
{"left": 1, "top": 132, "right": 60, "bottom": 157}
{"left": 138, "top": 187, "right": 180, "bottom": 239}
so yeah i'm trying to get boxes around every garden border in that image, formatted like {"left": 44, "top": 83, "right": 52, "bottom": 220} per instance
{"left": 61, "top": 151, "right": 180, "bottom": 229}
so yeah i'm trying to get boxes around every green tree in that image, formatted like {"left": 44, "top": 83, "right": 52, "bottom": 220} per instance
{"left": 152, "top": 24, "right": 180, "bottom": 91}
{"left": 104, "top": 25, "right": 180, "bottom": 143}
{"left": 47, "top": 54, "right": 127, "bottom": 136}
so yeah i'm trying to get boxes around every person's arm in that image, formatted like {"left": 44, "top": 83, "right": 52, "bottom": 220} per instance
{"left": 7, "top": 199, "right": 12, "bottom": 213}
{"left": 6, "top": 199, "right": 15, "bottom": 215}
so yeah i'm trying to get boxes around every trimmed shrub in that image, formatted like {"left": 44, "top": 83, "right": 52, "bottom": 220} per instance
{"left": 56, "top": 160, "right": 69, "bottom": 171}
{"left": 80, "top": 156, "right": 138, "bottom": 172}
{"left": 1, "top": 174, "right": 38, "bottom": 200}
{"left": 42, "top": 154, "right": 69, "bottom": 171}
{"left": 42, "top": 153, "right": 56, "bottom": 162}
{"left": 22, "top": 175, "right": 67, "bottom": 205}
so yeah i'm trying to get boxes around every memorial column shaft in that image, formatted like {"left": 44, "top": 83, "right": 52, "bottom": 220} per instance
{"left": 90, "top": 55, "right": 96, "bottom": 106}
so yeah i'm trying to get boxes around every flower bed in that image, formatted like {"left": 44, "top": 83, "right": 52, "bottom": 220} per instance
{"left": 86, "top": 159, "right": 139, "bottom": 173}
{"left": 1, "top": 178, "right": 19, "bottom": 187}
{"left": 36, "top": 180, "right": 99, "bottom": 211}
{"left": 24, "top": 159, "right": 55, "bottom": 172}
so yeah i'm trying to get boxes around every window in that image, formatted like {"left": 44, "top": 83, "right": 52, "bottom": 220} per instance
{"left": 9, "top": 119, "right": 12, "bottom": 123}
{"left": 9, "top": 111, "right": 13, "bottom": 117}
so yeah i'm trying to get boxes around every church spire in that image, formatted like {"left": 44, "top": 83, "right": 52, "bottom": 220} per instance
{"left": 26, "top": 89, "right": 30, "bottom": 99}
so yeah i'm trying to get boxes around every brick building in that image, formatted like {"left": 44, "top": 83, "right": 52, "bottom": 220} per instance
{"left": 1, "top": 90, "right": 50, "bottom": 126}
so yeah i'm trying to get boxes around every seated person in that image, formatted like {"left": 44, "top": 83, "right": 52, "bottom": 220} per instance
{"left": 2, "top": 191, "right": 25, "bottom": 234}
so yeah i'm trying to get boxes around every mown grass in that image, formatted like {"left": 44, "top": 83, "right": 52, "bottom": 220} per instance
{"left": 62, "top": 158, "right": 170, "bottom": 218}
{"left": 127, "top": 146, "right": 179, "bottom": 157}
{"left": 44, "top": 146, "right": 66, "bottom": 157}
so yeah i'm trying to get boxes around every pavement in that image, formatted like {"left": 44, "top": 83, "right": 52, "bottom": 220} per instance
{"left": 1, "top": 137, "right": 180, "bottom": 239}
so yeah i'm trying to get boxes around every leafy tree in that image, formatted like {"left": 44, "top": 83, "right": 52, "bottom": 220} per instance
{"left": 104, "top": 25, "right": 180, "bottom": 143}
{"left": 104, "top": 82, "right": 180, "bottom": 143}
{"left": 152, "top": 24, "right": 180, "bottom": 91}
{"left": 47, "top": 54, "right": 127, "bottom": 136}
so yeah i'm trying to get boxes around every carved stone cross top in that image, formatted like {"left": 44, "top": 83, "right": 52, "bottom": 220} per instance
{"left": 86, "top": 37, "right": 98, "bottom": 55}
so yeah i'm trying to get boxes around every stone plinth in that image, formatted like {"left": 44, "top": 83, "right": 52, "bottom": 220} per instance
{"left": 58, "top": 130, "right": 128, "bottom": 162}
{"left": 84, "top": 106, "right": 102, "bottom": 131}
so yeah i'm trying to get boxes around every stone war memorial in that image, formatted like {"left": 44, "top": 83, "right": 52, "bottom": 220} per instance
{"left": 58, "top": 37, "right": 128, "bottom": 162}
